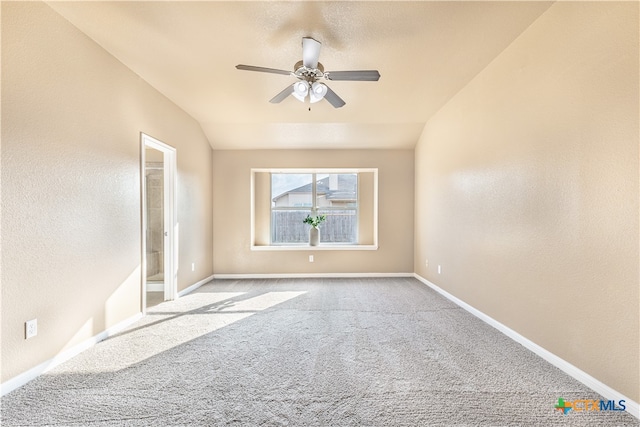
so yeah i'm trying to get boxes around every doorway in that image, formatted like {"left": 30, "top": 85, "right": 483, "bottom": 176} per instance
{"left": 141, "top": 133, "right": 177, "bottom": 312}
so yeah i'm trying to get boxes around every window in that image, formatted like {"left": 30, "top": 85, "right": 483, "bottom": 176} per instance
{"left": 271, "top": 173, "right": 358, "bottom": 244}
{"left": 251, "top": 168, "right": 377, "bottom": 250}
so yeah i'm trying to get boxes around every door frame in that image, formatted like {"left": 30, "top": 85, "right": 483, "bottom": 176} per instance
{"left": 141, "top": 133, "right": 178, "bottom": 312}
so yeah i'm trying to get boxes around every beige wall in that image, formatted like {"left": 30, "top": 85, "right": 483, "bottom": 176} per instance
{"left": 1, "top": 2, "right": 213, "bottom": 382}
{"left": 213, "top": 150, "right": 414, "bottom": 274}
{"left": 415, "top": 2, "right": 639, "bottom": 401}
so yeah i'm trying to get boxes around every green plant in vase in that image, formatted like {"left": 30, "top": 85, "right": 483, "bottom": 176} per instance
{"left": 303, "top": 214, "right": 326, "bottom": 246}
{"left": 303, "top": 214, "right": 326, "bottom": 229}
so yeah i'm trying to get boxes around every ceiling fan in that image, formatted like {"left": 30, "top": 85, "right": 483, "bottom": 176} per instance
{"left": 236, "top": 37, "right": 380, "bottom": 108}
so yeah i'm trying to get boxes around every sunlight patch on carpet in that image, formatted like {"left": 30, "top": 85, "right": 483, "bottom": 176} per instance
{"left": 54, "top": 291, "right": 306, "bottom": 374}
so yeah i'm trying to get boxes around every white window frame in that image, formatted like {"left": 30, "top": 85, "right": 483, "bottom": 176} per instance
{"left": 270, "top": 172, "right": 359, "bottom": 245}
{"left": 251, "top": 168, "right": 378, "bottom": 251}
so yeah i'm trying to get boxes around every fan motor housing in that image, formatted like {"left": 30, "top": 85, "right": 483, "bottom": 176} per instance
{"left": 294, "top": 60, "right": 324, "bottom": 81}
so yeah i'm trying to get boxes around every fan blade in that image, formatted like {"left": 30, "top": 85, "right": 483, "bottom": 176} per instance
{"left": 236, "top": 64, "right": 292, "bottom": 76}
{"left": 269, "top": 84, "right": 295, "bottom": 103}
{"left": 302, "top": 37, "right": 321, "bottom": 69}
{"left": 324, "top": 84, "right": 345, "bottom": 108}
{"left": 325, "top": 70, "right": 381, "bottom": 81}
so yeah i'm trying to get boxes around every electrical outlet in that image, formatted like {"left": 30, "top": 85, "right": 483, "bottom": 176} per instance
{"left": 25, "top": 319, "right": 37, "bottom": 339}
{"left": 309, "top": 255, "right": 314, "bottom": 263}
{"left": 425, "top": 259, "right": 429, "bottom": 268}
{"left": 438, "top": 265, "right": 442, "bottom": 274}
{"left": 191, "top": 263, "right": 195, "bottom": 272}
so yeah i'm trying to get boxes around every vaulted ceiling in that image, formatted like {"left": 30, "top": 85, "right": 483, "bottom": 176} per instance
{"left": 46, "top": 1, "right": 553, "bottom": 150}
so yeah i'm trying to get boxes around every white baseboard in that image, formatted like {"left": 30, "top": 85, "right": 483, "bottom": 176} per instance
{"left": 178, "top": 274, "right": 215, "bottom": 297}
{"left": 146, "top": 282, "right": 164, "bottom": 292}
{"left": 413, "top": 273, "right": 639, "bottom": 420}
{"left": 1, "top": 312, "right": 143, "bottom": 397}
{"left": 212, "top": 272, "right": 414, "bottom": 280}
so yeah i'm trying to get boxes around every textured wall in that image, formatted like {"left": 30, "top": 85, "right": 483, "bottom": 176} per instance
{"left": 213, "top": 150, "right": 414, "bottom": 275}
{"left": 414, "top": 2, "right": 639, "bottom": 401}
{"left": 1, "top": 2, "right": 213, "bottom": 382}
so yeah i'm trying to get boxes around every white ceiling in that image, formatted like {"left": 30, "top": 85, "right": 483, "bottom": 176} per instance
{"left": 46, "top": 1, "right": 553, "bottom": 150}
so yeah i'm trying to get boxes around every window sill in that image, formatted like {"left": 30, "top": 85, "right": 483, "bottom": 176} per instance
{"left": 251, "top": 244, "right": 378, "bottom": 251}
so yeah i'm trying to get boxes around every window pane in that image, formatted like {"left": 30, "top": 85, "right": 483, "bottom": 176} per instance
{"left": 316, "top": 174, "right": 357, "bottom": 208}
{"left": 269, "top": 172, "right": 359, "bottom": 245}
{"left": 318, "top": 209, "right": 357, "bottom": 243}
{"left": 272, "top": 210, "right": 311, "bottom": 244}
{"left": 272, "top": 174, "right": 313, "bottom": 207}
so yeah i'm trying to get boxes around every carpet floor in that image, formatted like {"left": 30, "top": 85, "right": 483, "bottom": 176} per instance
{"left": 1, "top": 277, "right": 638, "bottom": 426}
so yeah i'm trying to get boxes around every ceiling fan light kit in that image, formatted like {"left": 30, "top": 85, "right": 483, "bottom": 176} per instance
{"left": 236, "top": 37, "right": 380, "bottom": 108}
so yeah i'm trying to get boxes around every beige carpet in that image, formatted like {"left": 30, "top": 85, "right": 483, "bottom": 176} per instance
{"left": 1, "top": 278, "right": 638, "bottom": 426}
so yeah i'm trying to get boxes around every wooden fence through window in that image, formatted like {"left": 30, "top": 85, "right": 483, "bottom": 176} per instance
{"left": 272, "top": 210, "right": 357, "bottom": 244}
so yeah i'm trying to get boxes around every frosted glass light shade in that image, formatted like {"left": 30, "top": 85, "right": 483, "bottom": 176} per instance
{"left": 309, "top": 82, "right": 327, "bottom": 103}
{"left": 292, "top": 81, "right": 309, "bottom": 102}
